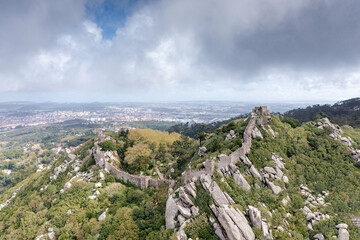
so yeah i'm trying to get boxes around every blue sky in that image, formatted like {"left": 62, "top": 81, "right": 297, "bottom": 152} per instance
{"left": 0, "top": 0, "right": 359, "bottom": 103}
{"left": 86, "top": 0, "right": 142, "bottom": 39}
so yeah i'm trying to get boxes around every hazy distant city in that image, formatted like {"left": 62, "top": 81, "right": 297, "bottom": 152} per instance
{"left": 0, "top": 102, "right": 307, "bottom": 129}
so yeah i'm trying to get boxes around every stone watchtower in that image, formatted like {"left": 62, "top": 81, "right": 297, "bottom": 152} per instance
{"left": 252, "top": 106, "right": 271, "bottom": 124}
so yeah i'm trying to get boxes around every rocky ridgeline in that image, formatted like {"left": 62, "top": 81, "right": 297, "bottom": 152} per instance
{"left": 92, "top": 132, "right": 175, "bottom": 189}
{"left": 0, "top": 185, "right": 23, "bottom": 211}
{"left": 168, "top": 107, "right": 278, "bottom": 240}
{"left": 316, "top": 118, "right": 360, "bottom": 166}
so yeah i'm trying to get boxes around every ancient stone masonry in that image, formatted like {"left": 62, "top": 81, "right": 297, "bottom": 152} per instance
{"left": 92, "top": 133, "right": 175, "bottom": 190}
{"left": 316, "top": 118, "right": 360, "bottom": 166}
{"left": 181, "top": 109, "right": 268, "bottom": 184}
{"left": 171, "top": 107, "right": 277, "bottom": 240}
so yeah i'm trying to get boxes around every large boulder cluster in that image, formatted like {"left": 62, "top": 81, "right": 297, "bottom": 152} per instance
{"left": 316, "top": 118, "right": 360, "bottom": 166}
{"left": 59, "top": 171, "right": 94, "bottom": 194}
{"left": 300, "top": 185, "right": 331, "bottom": 230}
{"left": 217, "top": 164, "right": 251, "bottom": 191}
{"left": 247, "top": 206, "right": 272, "bottom": 239}
{"left": 165, "top": 182, "right": 199, "bottom": 240}
{"left": 258, "top": 154, "right": 288, "bottom": 195}
{"left": 200, "top": 174, "right": 255, "bottom": 240}
{"left": 50, "top": 154, "right": 76, "bottom": 181}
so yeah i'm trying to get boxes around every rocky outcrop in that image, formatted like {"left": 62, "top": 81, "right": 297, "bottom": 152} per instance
{"left": 98, "top": 209, "right": 108, "bottom": 221}
{"left": 0, "top": 185, "right": 23, "bottom": 211}
{"left": 316, "top": 118, "right": 360, "bottom": 166}
{"left": 233, "top": 171, "right": 251, "bottom": 190}
{"left": 201, "top": 175, "right": 235, "bottom": 206}
{"left": 300, "top": 185, "right": 331, "bottom": 230}
{"left": 210, "top": 205, "right": 255, "bottom": 240}
{"left": 314, "top": 233, "right": 325, "bottom": 240}
{"left": 265, "top": 178, "right": 282, "bottom": 195}
{"left": 50, "top": 154, "right": 76, "bottom": 181}
{"left": 165, "top": 195, "right": 178, "bottom": 229}
{"left": 226, "top": 130, "right": 236, "bottom": 140}
{"left": 169, "top": 107, "right": 272, "bottom": 239}
{"left": 198, "top": 146, "right": 207, "bottom": 157}
{"left": 251, "top": 127, "right": 263, "bottom": 139}
{"left": 336, "top": 223, "right": 349, "bottom": 240}
{"left": 248, "top": 206, "right": 262, "bottom": 228}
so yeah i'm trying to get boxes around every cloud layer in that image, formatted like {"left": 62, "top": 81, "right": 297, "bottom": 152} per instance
{"left": 0, "top": 0, "right": 360, "bottom": 102}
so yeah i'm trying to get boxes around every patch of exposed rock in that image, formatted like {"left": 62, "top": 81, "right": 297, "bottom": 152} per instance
{"left": 247, "top": 206, "right": 272, "bottom": 239}
{"left": 165, "top": 182, "right": 199, "bottom": 239}
{"left": 336, "top": 223, "right": 349, "bottom": 240}
{"left": 50, "top": 154, "right": 77, "bottom": 181}
{"left": 226, "top": 130, "right": 236, "bottom": 140}
{"left": 316, "top": 118, "right": 360, "bottom": 166}
{"left": 210, "top": 204, "right": 255, "bottom": 240}
{"left": 198, "top": 146, "right": 207, "bottom": 157}
{"left": 0, "top": 185, "right": 23, "bottom": 211}
{"left": 300, "top": 185, "right": 331, "bottom": 230}
{"left": 251, "top": 126, "right": 263, "bottom": 139}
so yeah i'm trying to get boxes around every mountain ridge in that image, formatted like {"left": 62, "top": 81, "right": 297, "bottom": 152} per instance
{"left": 1, "top": 106, "right": 360, "bottom": 239}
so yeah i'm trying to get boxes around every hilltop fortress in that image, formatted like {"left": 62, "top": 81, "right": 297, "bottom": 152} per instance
{"left": 91, "top": 132, "right": 175, "bottom": 189}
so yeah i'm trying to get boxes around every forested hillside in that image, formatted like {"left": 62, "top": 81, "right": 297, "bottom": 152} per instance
{"left": 284, "top": 98, "right": 360, "bottom": 127}
{"left": 1, "top": 108, "right": 360, "bottom": 239}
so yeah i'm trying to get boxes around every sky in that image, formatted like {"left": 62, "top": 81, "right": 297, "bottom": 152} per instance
{"left": 0, "top": 0, "right": 359, "bottom": 103}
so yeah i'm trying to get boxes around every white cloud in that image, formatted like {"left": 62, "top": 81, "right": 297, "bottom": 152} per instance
{"left": 0, "top": 0, "right": 359, "bottom": 102}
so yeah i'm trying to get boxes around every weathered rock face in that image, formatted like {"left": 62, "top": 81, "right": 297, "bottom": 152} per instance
{"left": 198, "top": 146, "right": 207, "bottom": 157}
{"left": 48, "top": 228, "right": 55, "bottom": 240}
{"left": 233, "top": 171, "right": 251, "bottom": 190}
{"left": 211, "top": 205, "right": 255, "bottom": 240}
{"left": 264, "top": 178, "right": 282, "bottom": 195}
{"left": 226, "top": 130, "right": 236, "bottom": 140}
{"left": 248, "top": 206, "right": 262, "bottom": 229}
{"left": 201, "top": 175, "right": 235, "bottom": 206}
{"left": 314, "top": 233, "right": 325, "bottom": 240}
{"left": 300, "top": 185, "right": 331, "bottom": 230}
{"left": 272, "top": 153, "right": 285, "bottom": 169}
{"left": 282, "top": 195, "right": 291, "bottom": 206}
{"left": 251, "top": 127, "right": 263, "bottom": 139}
{"left": 165, "top": 195, "right": 178, "bottom": 229}
{"left": 98, "top": 209, "right": 107, "bottom": 221}
{"left": 336, "top": 223, "right": 349, "bottom": 240}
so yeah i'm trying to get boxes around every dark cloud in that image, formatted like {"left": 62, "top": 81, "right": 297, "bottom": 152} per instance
{"left": 0, "top": 0, "right": 359, "bottom": 102}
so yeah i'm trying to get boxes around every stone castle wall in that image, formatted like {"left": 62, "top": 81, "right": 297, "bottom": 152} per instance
{"left": 92, "top": 139, "right": 174, "bottom": 189}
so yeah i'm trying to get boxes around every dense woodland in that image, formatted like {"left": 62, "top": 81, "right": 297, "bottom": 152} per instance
{"left": 0, "top": 113, "right": 360, "bottom": 239}
{"left": 284, "top": 98, "right": 360, "bottom": 127}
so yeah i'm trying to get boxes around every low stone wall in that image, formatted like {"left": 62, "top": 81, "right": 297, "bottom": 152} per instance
{"left": 106, "top": 162, "right": 174, "bottom": 189}
{"left": 92, "top": 137, "right": 174, "bottom": 189}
